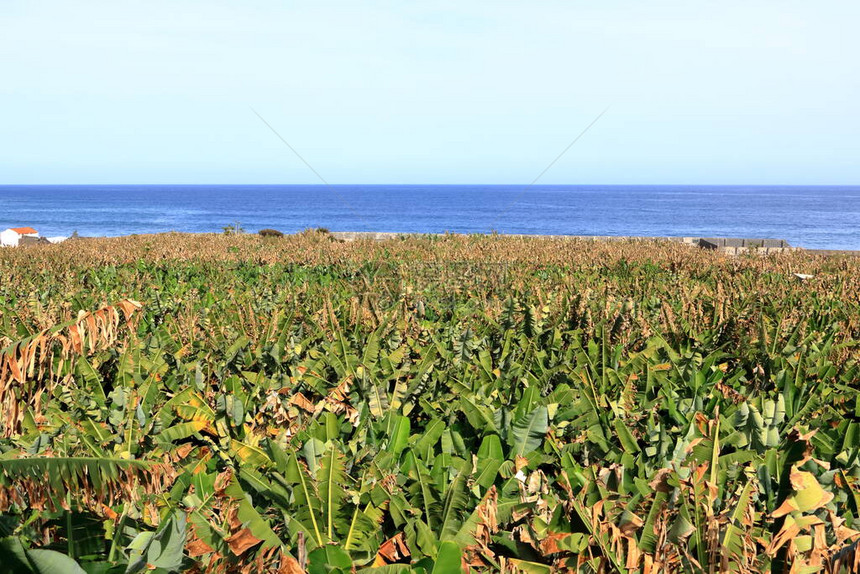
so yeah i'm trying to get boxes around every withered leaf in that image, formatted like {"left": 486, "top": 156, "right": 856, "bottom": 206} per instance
{"left": 226, "top": 527, "right": 263, "bottom": 556}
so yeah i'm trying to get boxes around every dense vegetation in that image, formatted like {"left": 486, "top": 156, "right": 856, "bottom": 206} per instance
{"left": 0, "top": 233, "right": 858, "bottom": 573}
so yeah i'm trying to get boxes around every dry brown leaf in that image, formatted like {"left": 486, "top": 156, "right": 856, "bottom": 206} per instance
{"left": 226, "top": 527, "right": 263, "bottom": 556}
{"left": 288, "top": 393, "right": 315, "bottom": 413}
{"left": 373, "top": 532, "right": 410, "bottom": 566}
{"left": 172, "top": 443, "right": 195, "bottom": 462}
{"left": 100, "top": 503, "right": 119, "bottom": 521}
{"left": 539, "top": 531, "right": 573, "bottom": 555}
{"left": 278, "top": 553, "right": 305, "bottom": 574}
{"left": 186, "top": 536, "right": 216, "bottom": 557}
{"left": 619, "top": 512, "right": 644, "bottom": 537}
{"left": 649, "top": 468, "right": 673, "bottom": 493}
{"left": 772, "top": 469, "right": 834, "bottom": 518}
{"left": 514, "top": 455, "right": 529, "bottom": 472}
{"left": 214, "top": 469, "right": 234, "bottom": 496}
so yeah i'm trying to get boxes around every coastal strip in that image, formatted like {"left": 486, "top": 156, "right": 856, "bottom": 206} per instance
{"left": 328, "top": 232, "right": 797, "bottom": 255}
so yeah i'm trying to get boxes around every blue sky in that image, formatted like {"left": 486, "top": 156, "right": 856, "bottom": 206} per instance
{"left": 1, "top": 1, "right": 858, "bottom": 184}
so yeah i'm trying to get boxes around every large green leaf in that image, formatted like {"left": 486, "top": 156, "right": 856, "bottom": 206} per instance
{"left": 0, "top": 457, "right": 150, "bottom": 498}
{"left": 24, "top": 549, "right": 89, "bottom": 574}
{"left": 319, "top": 444, "right": 347, "bottom": 540}
{"left": 285, "top": 451, "right": 324, "bottom": 546}
{"left": 308, "top": 545, "right": 352, "bottom": 574}
{"left": 510, "top": 406, "right": 549, "bottom": 457}
{"left": 431, "top": 541, "right": 462, "bottom": 574}
{"left": 125, "top": 513, "right": 186, "bottom": 574}
{"left": 0, "top": 537, "right": 38, "bottom": 574}
{"left": 439, "top": 462, "right": 470, "bottom": 541}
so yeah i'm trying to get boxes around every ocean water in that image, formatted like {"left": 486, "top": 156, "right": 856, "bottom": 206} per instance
{"left": 0, "top": 184, "right": 858, "bottom": 250}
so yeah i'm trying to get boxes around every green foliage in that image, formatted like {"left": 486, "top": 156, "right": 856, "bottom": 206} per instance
{"left": 222, "top": 221, "right": 245, "bottom": 235}
{"left": 125, "top": 513, "right": 188, "bottom": 574}
{"left": 0, "top": 234, "right": 859, "bottom": 572}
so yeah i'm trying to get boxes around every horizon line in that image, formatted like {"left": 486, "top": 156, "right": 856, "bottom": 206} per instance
{"left": 1, "top": 182, "right": 859, "bottom": 187}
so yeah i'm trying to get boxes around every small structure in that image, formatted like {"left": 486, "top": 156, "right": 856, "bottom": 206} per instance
{"left": 697, "top": 237, "right": 793, "bottom": 255}
{"left": 0, "top": 227, "right": 39, "bottom": 247}
{"left": 18, "top": 235, "right": 50, "bottom": 247}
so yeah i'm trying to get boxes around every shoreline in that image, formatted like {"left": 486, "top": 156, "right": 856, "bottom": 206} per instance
{"left": 7, "top": 229, "right": 860, "bottom": 255}
{"left": 324, "top": 232, "right": 860, "bottom": 256}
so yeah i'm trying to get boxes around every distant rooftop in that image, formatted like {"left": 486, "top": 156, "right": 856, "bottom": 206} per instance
{"left": 8, "top": 227, "right": 38, "bottom": 235}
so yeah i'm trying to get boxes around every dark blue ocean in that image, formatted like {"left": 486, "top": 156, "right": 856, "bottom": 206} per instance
{"left": 1, "top": 185, "right": 858, "bottom": 250}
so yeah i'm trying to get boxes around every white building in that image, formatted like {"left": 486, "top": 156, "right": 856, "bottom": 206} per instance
{"left": 0, "top": 227, "right": 39, "bottom": 247}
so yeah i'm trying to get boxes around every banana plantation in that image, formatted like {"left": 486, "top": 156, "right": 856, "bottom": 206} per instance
{"left": 0, "top": 233, "right": 859, "bottom": 573}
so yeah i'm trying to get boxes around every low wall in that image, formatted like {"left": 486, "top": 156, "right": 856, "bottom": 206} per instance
{"left": 329, "top": 232, "right": 699, "bottom": 244}
{"left": 327, "top": 232, "right": 794, "bottom": 254}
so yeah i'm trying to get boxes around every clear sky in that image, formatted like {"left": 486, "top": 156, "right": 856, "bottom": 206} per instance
{"left": 1, "top": 1, "right": 858, "bottom": 184}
